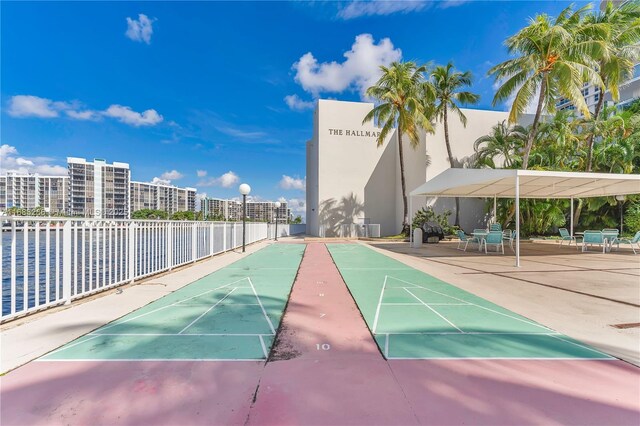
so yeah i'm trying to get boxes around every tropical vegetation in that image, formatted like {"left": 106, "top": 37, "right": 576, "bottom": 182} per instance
{"left": 365, "top": 1, "right": 639, "bottom": 236}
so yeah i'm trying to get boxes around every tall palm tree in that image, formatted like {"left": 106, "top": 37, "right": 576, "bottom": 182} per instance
{"left": 581, "top": 0, "right": 640, "bottom": 171}
{"left": 474, "top": 120, "right": 527, "bottom": 169}
{"left": 429, "top": 63, "right": 479, "bottom": 226}
{"left": 363, "top": 61, "right": 433, "bottom": 235}
{"left": 489, "top": 4, "right": 602, "bottom": 169}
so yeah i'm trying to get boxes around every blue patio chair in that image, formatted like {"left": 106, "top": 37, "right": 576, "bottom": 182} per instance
{"left": 612, "top": 231, "right": 640, "bottom": 254}
{"left": 489, "top": 223, "right": 502, "bottom": 231}
{"left": 457, "top": 230, "right": 479, "bottom": 251}
{"left": 482, "top": 230, "right": 505, "bottom": 254}
{"left": 582, "top": 230, "right": 606, "bottom": 253}
{"left": 503, "top": 229, "right": 516, "bottom": 251}
{"left": 559, "top": 228, "right": 580, "bottom": 249}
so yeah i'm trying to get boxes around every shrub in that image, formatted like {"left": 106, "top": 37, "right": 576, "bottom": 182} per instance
{"left": 624, "top": 202, "right": 640, "bottom": 233}
{"left": 412, "top": 207, "right": 457, "bottom": 235}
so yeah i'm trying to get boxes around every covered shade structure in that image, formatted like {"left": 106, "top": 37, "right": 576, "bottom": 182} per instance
{"left": 409, "top": 169, "right": 640, "bottom": 266}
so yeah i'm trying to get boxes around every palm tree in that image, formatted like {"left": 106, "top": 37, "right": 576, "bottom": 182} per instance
{"left": 489, "top": 4, "right": 602, "bottom": 169}
{"left": 429, "top": 63, "right": 480, "bottom": 226}
{"left": 363, "top": 61, "right": 434, "bottom": 235}
{"left": 474, "top": 121, "right": 527, "bottom": 169}
{"left": 581, "top": 0, "right": 640, "bottom": 171}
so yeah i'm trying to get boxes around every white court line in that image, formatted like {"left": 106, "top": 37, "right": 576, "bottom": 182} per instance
{"left": 546, "top": 334, "right": 613, "bottom": 357}
{"left": 36, "top": 358, "right": 266, "bottom": 362}
{"left": 375, "top": 332, "right": 562, "bottom": 335}
{"left": 381, "top": 303, "right": 470, "bottom": 306}
{"left": 178, "top": 287, "right": 238, "bottom": 334}
{"left": 43, "top": 335, "right": 102, "bottom": 357}
{"left": 89, "top": 333, "right": 275, "bottom": 336}
{"left": 98, "top": 277, "right": 250, "bottom": 332}
{"left": 385, "top": 357, "right": 615, "bottom": 360}
{"left": 389, "top": 276, "right": 553, "bottom": 331}
{"left": 258, "top": 335, "right": 268, "bottom": 358}
{"left": 404, "top": 288, "right": 464, "bottom": 333}
{"left": 248, "top": 277, "right": 276, "bottom": 335}
{"left": 340, "top": 268, "right": 411, "bottom": 270}
{"left": 371, "top": 276, "right": 388, "bottom": 334}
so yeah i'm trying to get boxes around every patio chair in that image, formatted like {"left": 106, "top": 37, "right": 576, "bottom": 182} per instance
{"left": 489, "top": 223, "right": 502, "bottom": 231}
{"left": 503, "top": 229, "right": 516, "bottom": 251}
{"left": 612, "top": 230, "right": 640, "bottom": 254}
{"left": 482, "top": 230, "right": 505, "bottom": 254}
{"left": 558, "top": 228, "right": 580, "bottom": 249}
{"left": 457, "top": 230, "right": 479, "bottom": 251}
{"left": 582, "top": 230, "right": 606, "bottom": 253}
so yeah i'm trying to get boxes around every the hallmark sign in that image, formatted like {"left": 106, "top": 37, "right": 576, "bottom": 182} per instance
{"left": 328, "top": 129, "right": 382, "bottom": 138}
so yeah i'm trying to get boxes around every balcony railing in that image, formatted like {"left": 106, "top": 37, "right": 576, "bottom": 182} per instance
{"left": 1, "top": 217, "right": 296, "bottom": 322}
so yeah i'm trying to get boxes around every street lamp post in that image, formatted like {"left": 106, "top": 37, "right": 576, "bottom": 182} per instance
{"left": 616, "top": 195, "right": 626, "bottom": 234}
{"left": 239, "top": 183, "right": 251, "bottom": 252}
{"left": 274, "top": 201, "right": 281, "bottom": 241}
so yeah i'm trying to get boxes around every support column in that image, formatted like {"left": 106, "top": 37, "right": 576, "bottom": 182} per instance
{"left": 409, "top": 195, "right": 413, "bottom": 246}
{"left": 570, "top": 197, "right": 574, "bottom": 236}
{"left": 493, "top": 195, "right": 497, "bottom": 224}
{"left": 515, "top": 174, "right": 521, "bottom": 267}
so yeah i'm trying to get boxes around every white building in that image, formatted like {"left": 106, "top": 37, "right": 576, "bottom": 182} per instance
{"left": 68, "top": 158, "right": 130, "bottom": 219}
{"left": 201, "top": 197, "right": 288, "bottom": 222}
{"left": 306, "top": 99, "right": 511, "bottom": 237}
{"left": 0, "top": 173, "right": 68, "bottom": 215}
{"left": 130, "top": 181, "right": 197, "bottom": 215}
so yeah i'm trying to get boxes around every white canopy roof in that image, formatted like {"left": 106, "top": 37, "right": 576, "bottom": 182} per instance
{"left": 410, "top": 169, "right": 640, "bottom": 199}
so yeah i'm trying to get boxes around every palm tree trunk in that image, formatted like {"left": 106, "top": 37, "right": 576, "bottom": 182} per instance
{"left": 585, "top": 86, "right": 605, "bottom": 172}
{"left": 397, "top": 129, "right": 410, "bottom": 235}
{"left": 522, "top": 78, "right": 547, "bottom": 170}
{"left": 443, "top": 106, "right": 460, "bottom": 227}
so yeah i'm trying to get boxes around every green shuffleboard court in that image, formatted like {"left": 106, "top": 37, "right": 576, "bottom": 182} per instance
{"left": 41, "top": 244, "right": 306, "bottom": 361}
{"left": 327, "top": 244, "right": 612, "bottom": 360}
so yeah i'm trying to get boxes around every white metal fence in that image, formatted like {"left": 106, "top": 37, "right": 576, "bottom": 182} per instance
{"left": 1, "top": 217, "right": 299, "bottom": 322}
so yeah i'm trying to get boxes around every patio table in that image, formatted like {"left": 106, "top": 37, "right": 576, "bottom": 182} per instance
{"left": 472, "top": 231, "right": 488, "bottom": 252}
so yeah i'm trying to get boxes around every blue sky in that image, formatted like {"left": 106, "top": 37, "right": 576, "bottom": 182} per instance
{"left": 1, "top": 0, "right": 579, "bottom": 215}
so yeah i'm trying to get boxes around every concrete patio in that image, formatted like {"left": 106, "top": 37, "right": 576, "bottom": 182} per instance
{"left": 364, "top": 239, "right": 640, "bottom": 366}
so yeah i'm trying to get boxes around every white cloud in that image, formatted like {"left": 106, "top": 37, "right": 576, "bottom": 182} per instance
{"left": 103, "top": 105, "right": 163, "bottom": 126}
{"left": 160, "top": 170, "right": 183, "bottom": 181}
{"left": 125, "top": 14, "right": 155, "bottom": 44}
{"left": 7, "top": 95, "right": 60, "bottom": 118}
{"left": 215, "top": 126, "right": 266, "bottom": 140}
{"left": 337, "top": 1, "right": 429, "bottom": 19}
{"left": 198, "top": 171, "right": 240, "bottom": 188}
{"left": 279, "top": 175, "right": 306, "bottom": 191}
{"left": 7, "top": 95, "right": 163, "bottom": 127}
{"left": 286, "top": 198, "right": 306, "bottom": 213}
{"left": 292, "top": 34, "right": 402, "bottom": 98}
{"left": 284, "top": 94, "right": 314, "bottom": 111}
{"left": 151, "top": 177, "right": 171, "bottom": 185}
{"left": 0, "top": 144, "right": 67, "bottom": 176}
{"left": 65, "top": 109, "right": 98, "bottom": 120}
{"left": 196, "top": 170, "right": 207, "bottom": 177}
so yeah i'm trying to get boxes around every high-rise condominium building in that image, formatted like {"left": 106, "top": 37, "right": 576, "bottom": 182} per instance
{"left": 201, "top": 197, "right": 288, "bottom": 222}
{"left": 68, "top": 158, "right": 130, "bottom": 219}
{"left": 0, "top": 173, "right": 68, "bottom": 214}
{"left": 130, "top": 181, "right": 197, "bottom": 214}
{"left": 556, "top": 63, "right": 639, "bottom": 116}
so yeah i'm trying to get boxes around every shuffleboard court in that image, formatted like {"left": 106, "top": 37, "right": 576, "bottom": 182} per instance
{"left": 41, "top": 244, "right": 306, "bottom": 361}
{"left": 327, "top": 244, "right": 613, "bottom": 360}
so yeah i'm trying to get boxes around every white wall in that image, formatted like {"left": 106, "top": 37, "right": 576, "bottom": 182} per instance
{"left": 307, "top": 100, "right": 511, "bottom": 236}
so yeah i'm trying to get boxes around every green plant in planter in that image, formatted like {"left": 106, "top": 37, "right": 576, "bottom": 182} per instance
{"left": 412, "top": 207, "right": 457, "bottom": 235}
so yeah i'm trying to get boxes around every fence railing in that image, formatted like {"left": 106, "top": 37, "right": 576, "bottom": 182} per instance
{"left": 1, "top": 217, "right": 300, "bottom": 322}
